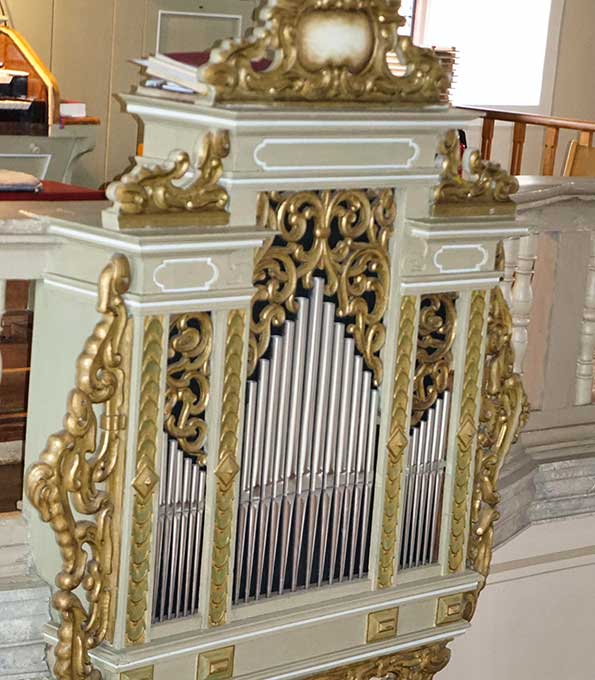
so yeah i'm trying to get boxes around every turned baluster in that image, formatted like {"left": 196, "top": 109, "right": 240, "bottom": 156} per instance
{"left": 510, "top": 235, "right": 538, "bottom": 375}
{"left": 542, "top": 126, "right": 560, "bottom": 176}
{"left": 575, "top": 233, "right": 595, "bottom": 405}
{"left": 510, "top": 122, "right": 527, "bottom": 175}
{"left": 501, "top": 238, "right": 520, "bottom": 307}
{"left": 578, "top": 131, "right": 593, "bottom": 147}
{"left": 481, "top": 117, "right": 495, "bottom": 160}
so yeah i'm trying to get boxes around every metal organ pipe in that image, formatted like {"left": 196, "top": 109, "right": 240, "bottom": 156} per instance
{"left": 234, "top": 277, "right": 381, "bottom": 603}
{"left": 153, "top": 437, "right": 208, "bottom": 623}
{"left": 399, "top": 392, "right": 451, "bottom": 571}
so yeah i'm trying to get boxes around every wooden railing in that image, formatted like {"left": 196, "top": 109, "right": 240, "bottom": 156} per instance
{"left": 463, "top": 107, "right": 595, "bottom": 176}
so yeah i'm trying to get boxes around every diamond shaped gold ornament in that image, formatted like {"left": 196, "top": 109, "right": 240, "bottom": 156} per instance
{"left": 132, "top": 462, "right": 159, "bottom": 498}
{"left": 215, "top": 454, "right": 239, "bottom": 489}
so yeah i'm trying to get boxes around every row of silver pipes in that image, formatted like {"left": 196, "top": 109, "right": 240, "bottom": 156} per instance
{"left": 152, "top": 437, "right": 207, "bottom": 622}
{"left": 398, "top": 391, "right": 451, "bottom": 570}
{"left": 234, "top": 277, "right": 380, "bottom": 603}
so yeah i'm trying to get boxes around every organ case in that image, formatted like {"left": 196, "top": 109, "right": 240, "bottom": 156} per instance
{"left": 23, "top": 3, "right": 529, "bottom": 680}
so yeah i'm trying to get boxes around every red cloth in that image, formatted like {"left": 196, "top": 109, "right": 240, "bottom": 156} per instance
{"left": 166, "top": 51, "right": 271, "bottom": 72}
{"left": 0, "top": 180, "right": 105, "bottom": 202}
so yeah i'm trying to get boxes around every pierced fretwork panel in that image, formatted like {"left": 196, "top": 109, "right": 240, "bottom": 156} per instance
{"left": 153, "top": 313, "right": 211, "bottom": 623}
{"left": 400, "top": 292, "right": 457, "bottom": 571}
{"left": 235, "top": 277, "right": 380, "bottom": 603}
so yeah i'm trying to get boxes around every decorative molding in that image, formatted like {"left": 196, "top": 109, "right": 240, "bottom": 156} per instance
{"left": 433, "top": 129, "right": 519, "bottom": 217}
{"left": 104, "top": 130, "right": 230, "bottom": 229}
{"left": 464, "top": 287, "right": 529, "bottom": 620}
{"left": 165, "top": 313, "right": 213, "bottom": 462}
{"left": 127, "top": 317, "right": 164, "bottom": 646}
{"left": 411, "top": 293, "right": 457, "bottom": 427}
{"left": 209, "top": 310, "right": 246, "bottom": 627}
{"left": 377, "top": 295, "right": 417, "bottom": 589}
{"left": 120, "top": 667, "right": 154, "bottom": 680}
{"left": 253, "top": 137, "right": 420, "bottom": 172}
{"left": 153, "top": 257, "right": 219, "bottom": 293}
{"left": 307, "top": 641, "right": 451, "bottom": 680}
{"left": 199, "top": 1, "right": 449, "bottom": 105}
{"left": 197, "top": 646, "right": 235, "bottom": 680}
{"left": 26, "top": 254, "right": 132, "bottom": 680}
{"left": 448, "top": 292, "right": 486, "bottom": 573}
{"left": 433, "top": 244, "right": 489, "bottom": 274}
{"left": 436, "top": 594, "right": 465, "bottom": 626}
{"left": 252, "top": 189, "right": 396, "bottom": 385}
{"left": 366, "top": 608, "right": 399, "bottom": 644}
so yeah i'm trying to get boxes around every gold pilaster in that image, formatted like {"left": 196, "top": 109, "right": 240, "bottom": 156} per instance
{"left": 377, "top": 295, "right": 417, "bottom": 589}
{"left": 208, "top": 310, "right": 246, "bottom": 627}
{"left": 448, "top": 291, "right": 486, "bottom": 573}
{"left": 127, "top": 317, "right": 165, "bottom": 646}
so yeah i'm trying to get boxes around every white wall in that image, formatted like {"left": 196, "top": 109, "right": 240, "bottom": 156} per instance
{"left": 440, "top": 515, "right": 595, "bottom": 680}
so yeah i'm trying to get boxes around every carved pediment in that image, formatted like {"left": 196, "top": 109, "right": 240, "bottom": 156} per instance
{"left": 198, "top": 0, "right": 450, "bottom": 105}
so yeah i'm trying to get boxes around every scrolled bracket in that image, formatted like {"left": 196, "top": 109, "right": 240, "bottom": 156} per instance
{"left": 103, "top": 130, "right": 230, "bottom": 230}
{"left": 464, "top": 286, "right": 529, "bottom": 620}
{"left": 433, "top": 129, "right": 519, "bottom": 217}
{"left": 26, "top": 254, "right": 132, "bottom": 680}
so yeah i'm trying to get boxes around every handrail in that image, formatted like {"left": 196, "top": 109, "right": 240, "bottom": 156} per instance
{"left": 460, "top": 107, "right": 595, "bottom": 176}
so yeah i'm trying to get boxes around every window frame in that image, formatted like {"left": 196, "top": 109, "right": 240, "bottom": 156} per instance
{"left": 412, "top": 0, "right": 566, "bottom": 116}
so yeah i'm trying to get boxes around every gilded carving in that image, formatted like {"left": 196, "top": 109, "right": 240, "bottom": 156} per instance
{"left": 464, "top": 287, "right": 529, "bottom": 620}
{"left": 378, "top": 295, "right": 417, "bottom": 589}
{"left": 307, "top": 641, "right": 451, "bottom": 680}
{"left": 433, "top": 129, "right": 519, "bottom": 217}
{"left": 26, "top": 255, "right": 132, "bottom": 680}
{"left": 448, "top": 292, "right": 486, "bottom": 573}
{"left": 252, "top": 189, "right": 396, "bottom": 385}
{"left": 127, "top": 317, "right": 164, "bottom": 646}
{"left": 209, "top": 310, "right": 246, "bottom": 627}
{"left": 411, "top": 293, "right": 457, "bottom": 426}
{"left": 200, "top": 1, "right": 449, "bottom": 105}
{"left": 105, "top": 130, "right": 230, "bottom": 229}
{"left": 165, "top": 313, "right": 213, "bottom": 462}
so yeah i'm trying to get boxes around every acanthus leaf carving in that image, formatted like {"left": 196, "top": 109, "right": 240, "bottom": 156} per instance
{"left": 199, "top": 0, "right": 449, "bottom": 105}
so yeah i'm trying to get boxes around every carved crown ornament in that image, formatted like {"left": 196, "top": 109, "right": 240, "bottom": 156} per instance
{"left": 197, "top": 0, "right": 450, "bottom": 105}
{"left": 103, "top": 130, "right": 230, "bottom": 230}
{"left": 433, "top": 129, "right": 520, "bottom": 217}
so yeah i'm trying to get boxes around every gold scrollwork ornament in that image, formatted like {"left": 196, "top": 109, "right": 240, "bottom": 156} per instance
{"left": 26, "top": 254, "right": 132, "bottom": 680}
{"left": 307, "top": 641, "right": 451, "bottom": 680}
{"left": 199, "top": 0, "right": 449, "bottom": 105}
{"left": 252, "top": 189, "right": 396, "bottom": 386}
{"left": 104, "top": 130, "right": 230, "bottom": 229}
{"left": 433, "top": 129, "right": 519, "bottom": 217}
{"left": 411, "top": 293, "right": 457, "bottom": 426}
{"left": 464, "top": 287, "right": 529, "bottom": 620}
{"left": 165, "top": 312, "right": 213, "bottom": 462}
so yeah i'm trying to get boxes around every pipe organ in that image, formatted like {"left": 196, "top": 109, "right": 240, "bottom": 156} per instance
{"left": 23, "top": 2, "right": 529, "bottom": 679}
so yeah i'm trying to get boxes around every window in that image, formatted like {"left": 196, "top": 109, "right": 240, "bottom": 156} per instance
{"left": 413, "top": 0, "right": 565, "bottom": 114}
